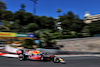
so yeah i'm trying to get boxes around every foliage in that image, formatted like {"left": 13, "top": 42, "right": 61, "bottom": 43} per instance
{"left": 26, "top": 23, "right": 39, "bottom": 32}
{"left": 34, "top": 29, "right": 45, "bottom": 38}
{"left": 1, "top": 21, "right": 11, "bottom": 32}
{"left": 40, "top": 29, "right": 56, "bottom": 48}
{"left": 14, "top": 11, "right": 34, "bottom": 25}
{"left": 38, "top": 16, "right": 55, "bottom": 30}
{"left": 82, "top": 26, "right": 90, "bottom": 36}
{"left": 0, "top": 1, "right": 6, "bottom": 10}
{"left": 60, "top": 11, "right": 85, "bottom": 33}
{"left": 2, "top": 1, "right": 100, "bottom": 49}
{"left": 0, "top": 10, "right": 5, "bottom": 20}
{"left": 20, "top": 39, "right": 36, "bottom": 49}
{"left": 70, "top": 31, "right": 77, "bottom": 35}
{"left": 0, "top": 4, "right": 85, "bottom": 34}
{"left": 1, "top": 20, "right": 25, "bottom": 32}
{"left": 0, "top": 1, "right": 90, "bottom": 39}
{"left": 85, "top": 21, "right": 100, "bottom": 35}
{"left": 2, "top": 11, "right": 13, "bottom": 21}
{"left": 20, "top": 3, "right": 26, "bottom": 11}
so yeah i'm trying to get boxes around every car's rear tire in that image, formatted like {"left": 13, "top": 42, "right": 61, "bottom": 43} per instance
{"left": 19, "top": 54, "right": 24, "bottom": 61}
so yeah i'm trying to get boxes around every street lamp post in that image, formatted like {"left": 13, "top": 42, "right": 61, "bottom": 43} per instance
{"left": 30, "top": 0, "right": 38, "bottom": 15}
{"left": 56, "top": 17, "right": 63, "bottom": 36}
{"left": 56, "top": 8, "right": 63, "bottom": 39}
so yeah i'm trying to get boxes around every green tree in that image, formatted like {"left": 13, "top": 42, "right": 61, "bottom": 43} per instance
{"left": 0, "top": 25, "right": 10, "bottom": 32}
{"left": 1, "top": 21, "right": 11, "bottom": 32}
{"left": 26, "top": 23, "right": 39, "bottom": 32}
{"left": 70, "top": 19, "right": 85, "bottom": 32}
{"left": 34, "top": 29, "right": 45, "bottom": 38}
{"left": 82, "top": 26, "right": 90, "bottom": 36}
{"left": 60, "top": 11, "right": 85, "bottom": 33}
{"left": 24, "top": 13, "right": 34, "bottom": 24}
{"left": 87, "top": 21, "right": 100, "bottom": 35}
{"left": 14, "top": 11, "right": 34, "bottom": 25}
{"left": 40, "top": 29, "right": 56, "bottom": 48}
{"left": 2, "top": 20, "right": 25, "bottom": 32}
{"left": 0, "top": 1, "right": 6, "bottom": 10}
{"left": 0, "top": 10, "right": 13, "bottom": 21}
{"left": 9, "top": 20, "right": 25, "bottom": 32}
{"left": 60, "top": 11, "right": 75, "bottom": 31}
{"left": 14, "top": 11, "right": 25, "bottom": 25}
{"left": 2, "top": 11, "right": 13, "bottom": 21}
{"left": 67, "top": 11, "right": 75, "bottom": 20}
{"left": 20, "top": 3, "right": 26, "bottom": 11}
{"left": 39, "top": 16, "right": 55, "bottom": 30}
{"left": 0, "top": 10, "right": 4, "bottom": 20}
{"left": 20, "top": 39, "right": 36, "bottom": 49}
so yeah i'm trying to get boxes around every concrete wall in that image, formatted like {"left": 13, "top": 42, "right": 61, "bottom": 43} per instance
{"left": 56, "top": 37, "right": 100, "bottom": 52}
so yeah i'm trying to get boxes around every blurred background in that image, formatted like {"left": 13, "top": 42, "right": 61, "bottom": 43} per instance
{"left": 0, "top": 0, "right": 100, "bottom": 53}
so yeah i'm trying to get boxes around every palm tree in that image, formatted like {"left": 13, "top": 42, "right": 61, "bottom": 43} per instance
{"left": 56, "top": 8, "right": 61, "bottom": 16}
{"left": 20, "top": 3, "right": 26, "bottom": 11}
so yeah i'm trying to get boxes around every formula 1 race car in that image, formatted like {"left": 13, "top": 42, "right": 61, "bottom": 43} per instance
{"left": 16, "top": 49, "right": 66, "bottom": 64}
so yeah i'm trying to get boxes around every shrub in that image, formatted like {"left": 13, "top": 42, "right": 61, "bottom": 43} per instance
{"left": 20, "top": 39, "right": 36, "bottom": 49}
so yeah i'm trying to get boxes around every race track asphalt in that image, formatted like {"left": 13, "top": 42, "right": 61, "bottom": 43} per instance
{"left": 0, "top": 56, "right": 100, "bottom": 67}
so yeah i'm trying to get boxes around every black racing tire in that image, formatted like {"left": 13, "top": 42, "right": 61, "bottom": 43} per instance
{"left": 19, "top": 54, "right": 25, "bottom": 61}
{"left": 53, "top": 57, "right": 60, "bottom": 63}
{"left": 41, "top": 55, "right": 44, "bottom": 60}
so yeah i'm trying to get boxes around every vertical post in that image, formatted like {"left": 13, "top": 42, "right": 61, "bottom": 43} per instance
{"left": 30, "top": 0, "right": 38, "bottom": 15}
{"left": 56, "top": 8, "right": 63, "bottom": 39}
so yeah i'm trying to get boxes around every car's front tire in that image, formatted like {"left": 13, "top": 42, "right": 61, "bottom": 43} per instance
{"left": 19, "top": 54, "right": 24, "bottom": 61}
{"left": 53, "top": 57, "right": 60, "bottom": 63}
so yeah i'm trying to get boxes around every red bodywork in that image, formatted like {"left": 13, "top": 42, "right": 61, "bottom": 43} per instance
{"left": 30, "top": 55, "right": 41, "bottom": 60}
{"left": 16, "top": 51, "right": 22, "bottom": 54}
{"left": 50, "top": 55, "right": 54, "bottom": 58}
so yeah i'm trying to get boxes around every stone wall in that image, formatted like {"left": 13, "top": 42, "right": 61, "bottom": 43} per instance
{"left": 56, "top": 37, "right": 100, "bottom": 52}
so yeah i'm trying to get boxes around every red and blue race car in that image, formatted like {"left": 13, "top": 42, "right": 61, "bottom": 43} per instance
{"left": 16, "top": 49, "right": 66, "bottom": 64}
